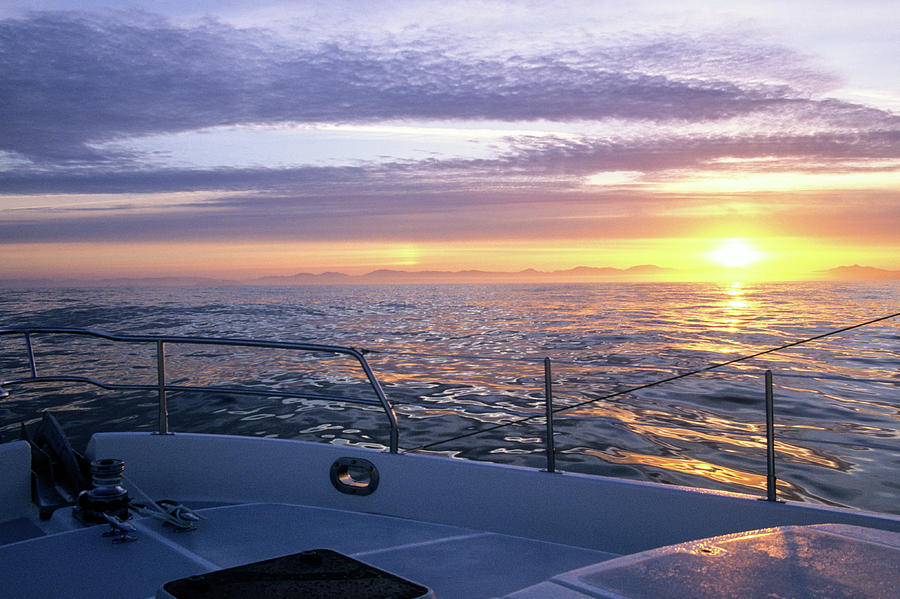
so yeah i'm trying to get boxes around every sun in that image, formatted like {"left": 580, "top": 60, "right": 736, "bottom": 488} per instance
{"left": 708, "top": 239, "right": 763, "bottom": 268}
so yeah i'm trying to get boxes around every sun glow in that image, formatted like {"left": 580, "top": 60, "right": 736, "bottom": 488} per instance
{"left": 708, "top": 239, "right": 763, "bottom": 268}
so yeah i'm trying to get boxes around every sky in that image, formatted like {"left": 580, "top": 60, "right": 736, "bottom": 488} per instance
{"left": 1, "top": 0, "right": 898, "bottom": 281}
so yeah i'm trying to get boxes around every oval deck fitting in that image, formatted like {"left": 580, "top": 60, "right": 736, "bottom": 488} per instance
{"left": 330, "top": 457, "right": 380, "bottom": 495}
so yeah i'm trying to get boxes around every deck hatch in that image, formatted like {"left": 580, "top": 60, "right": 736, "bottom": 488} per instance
{"left": 159, "top": 549, "right": 430, "bottom": 598}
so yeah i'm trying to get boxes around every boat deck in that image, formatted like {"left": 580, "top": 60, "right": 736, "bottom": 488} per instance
{"left": 3, "top": 432, "right": 900, "bottom": 598}
{"left": 0, "top": 501, "right": 618, "bottom": 598}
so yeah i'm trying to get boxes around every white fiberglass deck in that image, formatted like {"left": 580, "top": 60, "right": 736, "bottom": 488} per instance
{"left": 3, "top": 433, "right": 900, "bottom": 598}
{"left": 0, "top": 501, "right": 617, "bottom": 598}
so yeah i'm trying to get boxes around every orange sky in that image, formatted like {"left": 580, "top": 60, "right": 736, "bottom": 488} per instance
{"left": 5, "top": 233, "right": 897, "bottom": 282}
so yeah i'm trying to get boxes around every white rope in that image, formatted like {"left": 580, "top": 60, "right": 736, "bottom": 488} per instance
{"left": 122, "top": 473, "right": 205, "bottom": 530}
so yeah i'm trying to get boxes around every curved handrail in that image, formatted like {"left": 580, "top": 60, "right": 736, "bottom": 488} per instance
{"left": 0, "top": 327, "right": 399, "bottom": 452}
{"left": 2, "top": 318, "right": 896, "bottom": 499}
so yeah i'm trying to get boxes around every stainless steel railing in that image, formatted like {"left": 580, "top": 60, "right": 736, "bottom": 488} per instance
{"left": 409, "top": 348, "right": 896, "bottom": 503}
{"left": 0, "top": 328, "right": 399, "bottom": 453}
{"left": 537, "top": 359, "right": 779, "bottom": 499}
{"left": 2, "top": 321, "right": 895, "bottom": 503}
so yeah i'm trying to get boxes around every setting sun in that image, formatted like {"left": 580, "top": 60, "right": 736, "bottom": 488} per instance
{"left": 708, "top": 239, "right": 764, "bottom": 268}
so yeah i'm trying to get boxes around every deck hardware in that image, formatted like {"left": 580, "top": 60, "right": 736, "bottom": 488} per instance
{"left": 125, "top": 474, "right": 205, "bottom": 531}
{"left": 351, "top": 348, "right": 399, "bottom": 453}
{"left": 24, "top": 332, "right": 37, "bottom": 378}
{"left": 156, "top": 341, "right": 170, "bottom": 435}
{"left": 77, "top": 458, "right": 131, "bottom": 524}
{"left": 0, "top": 328, "right": 399, "bottom": 451}
{"left": 544, "top": 357, "right": 556, "bottom": 473}
{"left": 764, "top": 370, "right": 777, "bottom": 502}
{"left": 330, "top": 457, "right": 379, "bottom": 495}
{"left": 102, "top": 513, "right": 137, "bottom": 543}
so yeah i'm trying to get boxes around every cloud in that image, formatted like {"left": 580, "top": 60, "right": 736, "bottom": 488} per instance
{"left": 4, "top": 10, "right": 889, "bottom": 168}
{"left": 0, "top": 164, "right": 378, "bottom": 194}
{"left": 2, "top": 125, "right": 898, "bottom": 199}
{"left": 3, "top": 171, "right": 898, "bottom": 246}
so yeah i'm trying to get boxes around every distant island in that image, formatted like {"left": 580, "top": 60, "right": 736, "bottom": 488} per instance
{"left": 817, "top": 265, "right": 900, "bottom": 281}
{"left": 1, "top": 264, "right": 899, "bottom": 287}
{"left": 250, "top": 265, "right": 674, "bottom": 285}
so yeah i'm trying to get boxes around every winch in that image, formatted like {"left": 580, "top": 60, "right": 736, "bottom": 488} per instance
{"left": 76, "top": 458, "right": 130, "bottom": 524}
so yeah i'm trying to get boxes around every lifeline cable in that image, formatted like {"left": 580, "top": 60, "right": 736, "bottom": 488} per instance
{"left": 406, "top": 311, "right": 900, "bottom": 453}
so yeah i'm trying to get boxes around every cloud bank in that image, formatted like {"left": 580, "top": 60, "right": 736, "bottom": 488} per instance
{"left": 3, "top": 11, "right": 895, "bottom": 165}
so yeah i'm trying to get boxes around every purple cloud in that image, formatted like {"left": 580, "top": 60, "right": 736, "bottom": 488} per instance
{"left": 4, "top": 11, "right": 889, "bottom": 167}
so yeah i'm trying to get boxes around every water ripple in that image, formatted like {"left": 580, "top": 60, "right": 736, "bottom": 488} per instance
{"left": 1, "top": 281, "right": 897, "bottom": 514}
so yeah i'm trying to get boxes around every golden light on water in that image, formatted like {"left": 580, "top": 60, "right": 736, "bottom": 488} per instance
{"left": 565, "top": 399, "right": 845, "bottom": 495}
{"left": 725, "top": 280, "right": 747, "bottom": 307}
{"left": 577, "top": 446, "right": 766, "bottom": 489}
{"left": 709, "top": 280, "right": 753, "bottom": 332}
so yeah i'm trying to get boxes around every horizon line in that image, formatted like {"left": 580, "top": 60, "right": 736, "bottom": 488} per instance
{"left": 2, "top": 263, "right": 899, "bottom": 287}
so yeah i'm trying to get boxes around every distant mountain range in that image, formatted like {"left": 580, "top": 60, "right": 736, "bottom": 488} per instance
{"left": 250, "top": 265, "right": 674, "bottom": 285}
{"left": 818, "top": 265, "right": 900, "bottom": 280}
{"left": 2, "top": 264, "right": 899, "bottom": 287}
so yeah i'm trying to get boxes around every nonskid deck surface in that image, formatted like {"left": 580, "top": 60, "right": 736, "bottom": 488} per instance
{"left": 0, "top": 501, "right": 618, "bottom": 599}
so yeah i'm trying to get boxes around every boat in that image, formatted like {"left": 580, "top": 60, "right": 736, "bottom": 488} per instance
{"left": 1, "top": 327, "right": 898, "bottom": 598}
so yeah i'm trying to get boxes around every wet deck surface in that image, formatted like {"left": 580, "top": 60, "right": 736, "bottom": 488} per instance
{"left": 506, "top": 524, "right": 900, "bottom": 599}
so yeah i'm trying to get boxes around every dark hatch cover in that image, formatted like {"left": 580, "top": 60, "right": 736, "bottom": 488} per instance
{"left": 162, "top": 549, "right": 430, "bottom": 599}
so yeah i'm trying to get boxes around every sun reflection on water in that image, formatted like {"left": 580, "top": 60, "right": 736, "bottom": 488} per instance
{"left": 726, "top": 280, "right": 747, "bottom": 307}
{"left": 574, "top": 446, "right": 766, "bottom": 489}
{"left": 717, "top": 280, "right": 752, "bottom": 332}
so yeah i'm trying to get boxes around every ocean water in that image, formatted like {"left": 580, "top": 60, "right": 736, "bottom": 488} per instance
{"left": 1, "top": 281, "right": 898, "bottom": 515}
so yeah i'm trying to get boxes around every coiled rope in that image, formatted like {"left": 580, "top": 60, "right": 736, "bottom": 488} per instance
{"left": 406, "top": 311, "right": 900, "bottom": 452}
